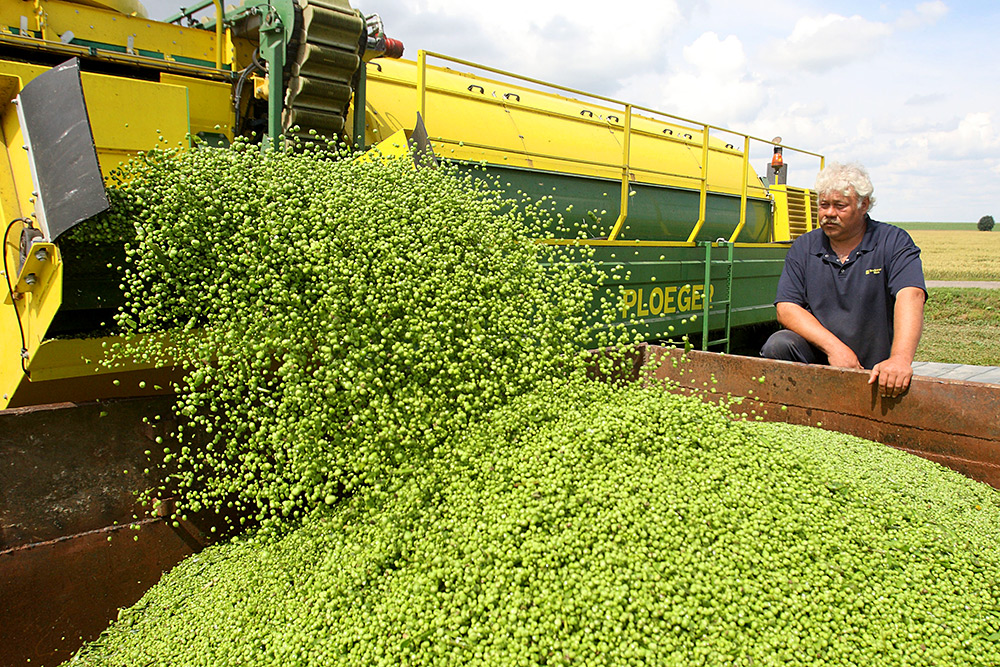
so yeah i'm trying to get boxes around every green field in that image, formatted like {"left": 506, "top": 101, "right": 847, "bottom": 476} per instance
{"left": 883, "top": 224, "right": 999, "bottom": 365}
{"left": 918, "top": 288, "right": 1000, "bottom": 366}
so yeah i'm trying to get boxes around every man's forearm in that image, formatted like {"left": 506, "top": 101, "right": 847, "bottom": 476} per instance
{"left": 889, "top": 287, "right": 926, "bottom": 363}
{"left": 868, "top": 287, "right": 926, "bottom": 397}
{"left": 776, "top": 302, "right": 861, "bottom": 368}
{"left": 776, "top": 302, "right": 851, "bottom": 356}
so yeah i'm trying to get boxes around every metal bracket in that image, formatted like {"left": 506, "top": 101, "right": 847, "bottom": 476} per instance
{"left": 4, "top": 242, "right": 56, "bottom": 304}
{"left": 259, "top": 8, "right": 285, "bottom": 151}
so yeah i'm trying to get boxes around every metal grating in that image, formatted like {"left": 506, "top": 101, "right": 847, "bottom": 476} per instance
{"left": 785, "top": 186, "right": 816, "bottom": 239}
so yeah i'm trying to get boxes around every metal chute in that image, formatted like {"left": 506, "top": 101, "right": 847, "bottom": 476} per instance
{"left": 13, "top": 57, "right": 109, "bottom": 243}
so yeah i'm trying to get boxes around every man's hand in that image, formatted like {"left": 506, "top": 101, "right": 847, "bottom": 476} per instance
{"left": 869, "top": 287, "right": 925, "bottom": 399}
{"left": 826, "top": 345, "right": 862, "bottom": 370}
{"left": 777, "top": 302, "right": 863, "bottom": 369}
{"left": 869, "top": 356, "right": 914, "bottom": 398}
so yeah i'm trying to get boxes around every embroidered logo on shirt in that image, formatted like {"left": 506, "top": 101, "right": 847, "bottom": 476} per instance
{"left": 866, "top": 268, "right": 883, "bottom": 275}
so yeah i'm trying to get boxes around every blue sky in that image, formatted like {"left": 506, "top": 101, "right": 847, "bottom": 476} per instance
{"left": 143, "top": 0, "right": 999, "bottom": 222}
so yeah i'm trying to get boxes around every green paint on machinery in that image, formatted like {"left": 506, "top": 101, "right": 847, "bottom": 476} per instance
{"left": 456, "top": 163, "right": 775, "bottom": 244}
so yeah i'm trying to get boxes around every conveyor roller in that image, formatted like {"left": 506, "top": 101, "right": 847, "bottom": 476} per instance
{"left": 283, "top": 0, "right": 365, "bottom": 140}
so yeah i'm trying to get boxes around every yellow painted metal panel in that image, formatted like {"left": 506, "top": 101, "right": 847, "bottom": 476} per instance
{"left": 770, "top": 184, "right": 790, "bottom": 242}
{"left": 0, "top": 75, "right": 29, "bottom": 225}
{"left": 0, "top": 60, "right": 191, "bottom": 176}
{"left": 0, "top": 73, "right": 35, "bottom": 409}
{"left": 11, "top": 248, "right": 63, "bottom": 361}
{"left": 160, "top": 73, "right": 233, "bottom": 139}
{"left": 1, "top": 226, "right": 23, "bottom": 407}
{"left": 84, "top": 72, "right": 191, "bottom": 167}
{"left": 0, "top": 241, "right": 64, "bottom": 408}
{"left": 8, "top": 242, "right": 57, "bottom": 295}
{"left": 2, "top": 334, "right": 179, "bottom": 408}
{"left": 360, "top": 127, "right": 413, "bottom": 161}
{"left": 364, "top": 58, "right": 768, "bottom": 201}
{"left": 22, "top": 0, "right": 222, "bottom": 66}
{"left": 0, "top": 60, "right": 189, "bottom": 408}
{"left": 25, "top": 335, "right": 161, "bottom": 382}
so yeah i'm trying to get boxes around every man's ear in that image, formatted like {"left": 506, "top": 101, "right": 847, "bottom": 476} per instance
{"left": 859, "top": 197, "right": 870, "bottom": 214}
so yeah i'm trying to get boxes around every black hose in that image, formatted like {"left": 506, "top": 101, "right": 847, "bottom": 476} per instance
{"left": 3, "top": 218, "right": 33, "bottom": 379}
{"left": 233, "top": 49, "right": 266, "bottom": 137}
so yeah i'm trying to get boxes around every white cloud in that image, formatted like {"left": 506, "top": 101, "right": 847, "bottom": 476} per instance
{"left": 743, "top": 103, "right": 840, "bottom": 151}
{"left": 905, "top": 92, "right": 947, "bottom": 107}
{"left": 916, "top": 112, "right": 1000, "bottom": 160}
{"left": 367, "top": 0, "right": 686, "bottom": 93}
{"left": 126, "top": 0, "right": 1000, "bottom": 221}
{"left": 857, "top": 117, "right": 874, "bottom": 142}
{"left": 618, "top": 32, "right": 766, "bottom": 127}
{"left": 683, "top": 30, "right": 747, "bottom": 75}
{"left": 764, "top": 14, "right": 892, "bottom": 72}
{"left": 896, "top": 1, "right": 949, "bottom": 30}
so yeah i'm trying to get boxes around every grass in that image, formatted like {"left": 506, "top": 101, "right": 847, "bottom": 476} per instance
{"left": 917, "top": 288, "right": 1000, "bottom": 366}
{"left": 901, "top": 229, "right": 1000, "bottom": 281}
{"left": 827, "top": 223, "right": 1000, "bottom": 365}
{"left": 902, "top": 224, "right": 1000, "bottom": 365}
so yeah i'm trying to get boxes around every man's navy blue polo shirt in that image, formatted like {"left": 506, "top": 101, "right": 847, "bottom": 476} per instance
{"left": 774, "top": 216, "right": 926, "bottom": 369}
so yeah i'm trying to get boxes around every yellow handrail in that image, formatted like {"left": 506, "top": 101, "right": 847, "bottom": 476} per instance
{"left": 417, "top": 50, "right": 427, "bottom": 121}
{"left": 607, "top": 105, "right": 632, "bottom": 241}
{"left": 413, "top": 50, "right": 824, "bottom": 242}
{"left": 414, "top": 50, "right": 823, "bottom": 161}
{"left": 685, "top": 124, "right": 712, "bottom": 243}
{"left": 728, "top": 136, "right": 752, "bottom": 242}
{"left": 428, "top": 137, "right": 768, "bottom": 201}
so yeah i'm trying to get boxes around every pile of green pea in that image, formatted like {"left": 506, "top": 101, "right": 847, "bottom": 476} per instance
{"left": 68, "top": 144, "right": 1000, "bottom": 665}
{"left": 93, "top": 140, "right": 623, "bottom": 530}
{"left": 72, "top": 379, "right": 1000, "bottom": 666}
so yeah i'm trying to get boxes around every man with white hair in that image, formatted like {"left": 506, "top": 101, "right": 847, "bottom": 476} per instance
{"left": 760, "top": 162, "right": 927, "bottom": 398}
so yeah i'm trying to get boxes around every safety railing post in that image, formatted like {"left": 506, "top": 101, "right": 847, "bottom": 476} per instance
{"left": 699, "top": 240, "right": 735, "bottom": 352}
{"left": 608, "top": 104, "right": 633, "bottom": 241}
{"left": 804, "top": 189, "right": 814, "bottom": 232}
{"left": 728, "top": 135, "right": 751, "bottom": 242}
{"left": 353, "top": 63, "right": 367, "bottom": 150}
{"left": 685, "top": 124, "right": 711, "bottom": 242}
{"left": 417, "top": 50, "right": 427, "bottom": 127}
{"left": 723, "top": 241, "right": 733, "bottom": 353}
{"left": 212, "top": 0, "right": 224, "bottom": 69}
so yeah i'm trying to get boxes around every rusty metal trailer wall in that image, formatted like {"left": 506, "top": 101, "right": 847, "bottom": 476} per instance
{"left": 642, "top": 345, "right": 1000, "bottom": 491}
{"left": 0, "top": 397, "right": 211, "bottom": 667}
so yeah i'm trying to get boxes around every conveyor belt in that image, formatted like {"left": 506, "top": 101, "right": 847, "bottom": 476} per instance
{"left": 283, "top": 0, "right": 365, "bottom": 140}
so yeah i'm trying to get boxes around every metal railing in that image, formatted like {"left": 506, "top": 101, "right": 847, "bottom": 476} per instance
{"left": 164, "top": 0, "right": 226, "bottom": 69}
{"left": 414, "top": 50, "right": 824, "bottom": 244}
